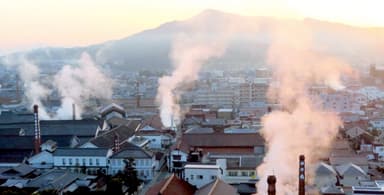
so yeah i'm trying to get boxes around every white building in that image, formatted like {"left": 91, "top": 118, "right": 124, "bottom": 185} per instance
{"left": 184, "top": 164, "right": 223, "bottom": 188}
{"left": 53, "top": 148, "right": 112, "bottom": 175}
{"left": 108, "top": 144, "right": 154, "bottom": 180}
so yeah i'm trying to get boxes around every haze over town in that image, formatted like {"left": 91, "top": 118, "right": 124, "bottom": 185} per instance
{"left": 0, "top": 1, "right": 384, "bottom": 195}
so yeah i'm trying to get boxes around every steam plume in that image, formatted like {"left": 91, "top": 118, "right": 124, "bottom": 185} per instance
{"left": 18, "top": 60, "right": 51, "bottom": 119}
{"left": 156, "top": 17, "right": 233, "bottom": 128}
{"left": 54, "top": 52, "right": 112, "bottom": 119}
{"left": 256, "top": 22, "right": 355, "bottom": 194}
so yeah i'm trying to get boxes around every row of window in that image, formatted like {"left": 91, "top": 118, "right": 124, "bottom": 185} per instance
{"left": 189, "top": 174, "right": 216, "bottom": 180}
{"left": 227, "top": 171, "right": 255, "bottom": 177}
{"left": 110, "top": 159, "right": 151, "bottom": 167}
{"left": 61, "top": 158, "right": 100, "bottom": 166}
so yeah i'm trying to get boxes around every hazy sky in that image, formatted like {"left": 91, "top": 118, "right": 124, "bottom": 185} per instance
{"left": 1, "top": 0, "right": 383, "bottom": 52}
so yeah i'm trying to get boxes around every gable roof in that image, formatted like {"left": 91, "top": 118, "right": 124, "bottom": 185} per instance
{"left": 335, "top": 163, "right": 367, "bottom": 177}
{"left": 140, "top": 115, "right": 163, "bottom": 130}
{"left": 110, "top": 143, "right": 152, "bottom": 159}
{"left": 145, "top": 174, "right": 196, "bottom": 195}
{"left": 346, "top": 126, "right": 369, "bottom": 138}
{"left": 315, "top": 162, "right": 337, "bottom": 176}
{"left": 195, "top": 178, "right": 238, "bottom": 195}
{"left": 99, "top": 103, "right": 125, "bottom": 116}
{"left": 89, "top": 120, "right": 141, "bottom": 148}
{"left": 26, "top": 169, "right": 87, "bottom": 191}
{"left": 1, "top": 163, "right": 35, "bottom": 177}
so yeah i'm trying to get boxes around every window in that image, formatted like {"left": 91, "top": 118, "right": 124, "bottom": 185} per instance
{"left": 197, "top": 175, "right": 203, "bottom": 180}
{"left": 228, "top": 171, "right": 238, "bottom": 176}
{"left": 241, "top": 171, "right": 248, "bottom": 176}
{"left": 75, "top": 158, "right": 79, "bottom": 165}
{"left": 82, "top": 159, "right": 86, "bottom": 166}
{"left": 62, "top": 158, "right": 66, "bottom": 165}
{"left": 173, "top": 155, "right": 181, "bottom": 160}
{"left": 190, "top": 175, "right": 194, "bottom": 180}
{"left": 96, "top": 159, "right": 100, "bottom": 166}
{"left": 69, "top": 158, "right": 73, "bottom": 165}
{"left": 250, "top": 171, "right": 255, "bottom": 177}
{"left": 211, "top": 175, "right": 216, "bottom": 180}
{"left": 89, "top": 158, "right": 93, "bottom": 165}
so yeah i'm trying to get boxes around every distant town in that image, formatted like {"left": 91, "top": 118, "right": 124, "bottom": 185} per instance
{"left": 0, "top": 63, "right": 384, "bottom": 195}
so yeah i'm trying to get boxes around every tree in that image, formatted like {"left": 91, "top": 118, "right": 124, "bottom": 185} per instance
{"left": 122, "top": 158, "right": 142, "bottom": 195}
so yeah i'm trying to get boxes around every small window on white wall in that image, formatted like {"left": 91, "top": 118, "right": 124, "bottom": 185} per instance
{"left": 197, "top": 175, "right": 203, "bottom": 180}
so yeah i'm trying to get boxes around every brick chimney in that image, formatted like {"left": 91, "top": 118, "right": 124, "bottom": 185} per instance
{"left": 113, "top": 133, "right": 120, "bottom": 153}
{"left": 33, "top": 105, "right": 41, "bottom": 154}
{"left": 299, "top": 155, "right": 305, "bottom": 195}
{"left": 267, "top": 175, "right": 276, "bottom": 195}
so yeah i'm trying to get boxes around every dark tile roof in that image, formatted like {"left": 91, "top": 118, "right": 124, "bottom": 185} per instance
{"left": 0, "top": 149, "right": 32, "bottom": 163}
{"left": 226, "top": 156, "right": 263, "bottom": 169}
{"left": 195, "top": 178, "right": 238, "bottom": 195}
{"left": 0, "top": 119, "right": 100, "bottom": 137}
{"left": 0, "top": 111, "right": 34, "bottom": 125}
{"left": 53, "top": 148, "right": 110, "bottom": 157}
{"left": 140, "top": 115, "right": 163, "bottom": 130}
{"left": 0, "top": 163, "right": 35, "bottom": 177}
{"left": 0, "top": 128, "right": 25, "bottom": 136}
{"left": 26, "top": 169, "right": 87, "bottom": 191}
{"left": 89, "top": 120, "right": 140, "bottom": 148}
{"left": 0, "top": 135, "right": 78, "bottom": 150}
{"left": 175, "top": 133, "right": 265, "bottom": 153}
{"left": 185, "top": 127, "right": 214, "bottom": 134}
{"left": 145, "top": 174, "right": 196, "bottom": 195}
{"left": 111, "top": 144, "right": 151, "bottom": 159}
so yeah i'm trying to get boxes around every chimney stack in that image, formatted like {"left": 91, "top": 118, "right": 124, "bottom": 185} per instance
{"left": 72, "top": 103, "right": 76, "bottom": 120}
{"left": 299, "top": 155, "right": 305, "bottom": 195}
{"left": 113, "top": 133, "right": 120, "bottom": 153}
{"left": 267, "top": 175, "right": 276, "bottom": 195}
{"left": 33, "top": 105, "right": 41, "bottom": 154}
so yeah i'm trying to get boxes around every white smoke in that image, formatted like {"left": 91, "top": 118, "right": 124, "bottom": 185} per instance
{"left": 18, "top": 59, "right": 51, "bottom": 119}
{"left": 155, "top": 11, "right": 245, "bottom": 128}
{"left": 54, "top": 52, "right": 113, "bottom": 119}
{"left": 256, "top": 22, "right": 356, "bottom": 194}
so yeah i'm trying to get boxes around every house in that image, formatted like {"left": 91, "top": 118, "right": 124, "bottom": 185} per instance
{"left": 184, "top": 164, "right": 223, "bottom": 188}
{"left": 335, "top": 163, "right": 369, "bottom": 187}
{"left": 168, "top": 132, "right": 265, "bottom": 172}
{"left": 24, "top": 169, "right": 89, "bottom": 194}
{"left": 195, "top": 178, "right": 239, "bottom": 195}
{"left": 80, "top": 120, "right": 141, "bottom": 149}
{"left": 0, "top": 164, "right": 37, "bottom": 179}
{"left": 53, "top": 148, "right": 112, "bottom": 175}
{"left": 108, "top": 142, "right": 154, "bottom": 180}
{"left": 320, "top": 185, "right": 345, "bottom": 195}
{"left": 369, "top": 118, "right": 384, "bottom": 130}
{"left": 314, "top": 162, "right": 338, "bottom": 188}
{"left": 99, "top": 103, "right": 126, "bottom": 121}
{"left": 145, "top": 174, "right": 196, "bottom": 195}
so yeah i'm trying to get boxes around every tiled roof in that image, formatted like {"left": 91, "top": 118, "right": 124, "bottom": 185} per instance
{"left": 110, "top": 144, "right": 151, "bottom": 159}
{"left": 145, "top": 174, "right": 196, "bottom": 195}
{"left": 196, "top": 178, "right": 238, "bottom": 195}
{"left": 26, "top": 169, "right": 87, "bottom": 191}
{"left": 175, "top": 133, "right": 264, "bottom": 153}
{"left": 0, "top": 119, "right": 100, "bottom": 137}
{"left": 89, "top": 120, "right": 140, "bottom": 148}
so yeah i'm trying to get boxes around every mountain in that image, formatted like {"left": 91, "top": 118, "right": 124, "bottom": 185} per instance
{"left": 1, "top": 9, "right": 384, "bottom": 71}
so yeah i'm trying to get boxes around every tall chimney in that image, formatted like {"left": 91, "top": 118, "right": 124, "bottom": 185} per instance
{"left": 113, "top": 133, "right": 120, "bottom": 153}
{"left": 267, "top": 175, "right": 276, "bottom": 195}
{"left": 72, "top": 103, "right": 76, "bottom": 120}
{"left": 299, "top": 155, "right": 305, "bottom": 195}
{"left": 33, "top": 105, "right": 41, "bottom": 154}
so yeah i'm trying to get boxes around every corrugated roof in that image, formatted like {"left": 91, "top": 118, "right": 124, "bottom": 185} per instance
{"left": 110, "top": 145, "right": 151, "bottom": 159}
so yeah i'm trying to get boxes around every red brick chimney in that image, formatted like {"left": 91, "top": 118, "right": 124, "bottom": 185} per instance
{"left": 267, "top": 175, "right": 276, "bottom": 195}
